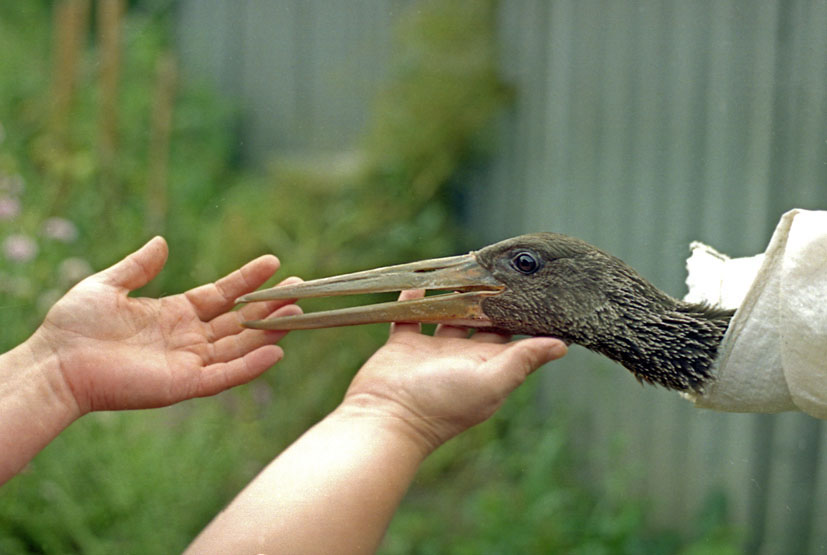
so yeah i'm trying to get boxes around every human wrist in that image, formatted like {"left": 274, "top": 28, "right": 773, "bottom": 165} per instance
{"left": 336, "top": 393, "right": 451, "bottom": 457}
{"left": 12, "top": 330, "right": 82, "bottom": 422}
{"left": 0, "top": 333, "right": 82, "bottom": 483}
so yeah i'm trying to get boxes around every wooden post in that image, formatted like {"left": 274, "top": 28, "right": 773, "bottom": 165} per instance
{"left": 49, "top": 0, "right": 89, "bottom": 142}
{"left": 97, "top": 0, "right": 124, "bottom": 194}
{"left": 145, "top": 54, "right": 178, "bottom": 235}
{"left": 46, "top": 0, "right": 90, "bottom": 215}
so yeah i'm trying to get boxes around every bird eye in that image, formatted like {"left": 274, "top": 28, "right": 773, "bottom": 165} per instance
{"left": 511, "top": 251, "right": 540, "bottom": 274}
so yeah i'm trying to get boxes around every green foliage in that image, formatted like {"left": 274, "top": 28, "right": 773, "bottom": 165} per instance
{"left": 0, "top": 402, "right": 263, "bottom": 553}
{"left": 0, "top": 4, "right": 250, "bottom": 551}
{"left": 0, "top": 3, "right": 237, "bottom": 342}
{"left": 0, "top": 1, "right": 738, "bottom": 553}
{"left": 382, "top": 382, "right": 741, "bottom": 554}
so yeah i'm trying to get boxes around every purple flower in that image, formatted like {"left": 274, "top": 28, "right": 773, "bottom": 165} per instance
{"left": 0, "top": 196, "right": 19, "bottom": 220}
{"left": 42, "top": 217, "right": 78, "bottom": 243}
{"left": 3, "top": 234, "right": 38, "bottom": 262}
{"left": 0, "top": 272, "right": 32, "bottom": 298}
{"left": 37, "top": 289, "right": 63, "bottom": 315}
{"left": 0, "top": 174, "right": 24, "bottom": 195}
{"left": 58, "top": 257, "right": 93, "bottom": 285}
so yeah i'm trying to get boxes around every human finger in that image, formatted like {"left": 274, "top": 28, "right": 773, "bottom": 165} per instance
{"left": 470, "top": 329, "right": 512, "bottom": 344}
{"left": 185, "top": 254, "right": 281, "bottom": 322}
{"left": 206, "top": 277, "right": 302, "bottom": 341}
{"left": 100, "top": 236, "right": 169, "bottom": 292}
{"left": 433, "top": 324, "right": 469, "bottom": 339}
{"left": 205, "top": 304, "right": 301, "bottom": 362}
{"left": 477, "top": 337, "right": 567, "bottom": 395}
{"left": 389, "top": 289, "right": 425, "bottom": 335}
{"left": 205, "top": 328, "right": 288, "bottom": 366}
{"left": 193, "top": 345, "right": 285, "bottom": 398}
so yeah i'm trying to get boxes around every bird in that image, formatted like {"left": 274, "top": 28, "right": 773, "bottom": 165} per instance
{"left": 237, "top": 233, "right": 734, "bottom": 392}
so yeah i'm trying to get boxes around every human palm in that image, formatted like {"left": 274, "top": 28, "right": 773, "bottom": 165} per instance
{"left": 344, "top": 290, "right": 567, "bottom": 452}
{"left": 34, "top": 237, "right": 300, "bottom": 414}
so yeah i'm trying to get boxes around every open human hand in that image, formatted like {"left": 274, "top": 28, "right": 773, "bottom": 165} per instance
{"left": 342, "top": 289, "right": 567, "bottom": 453}
{"left": 31, "top": 236, "right": 300, "bottom": 415}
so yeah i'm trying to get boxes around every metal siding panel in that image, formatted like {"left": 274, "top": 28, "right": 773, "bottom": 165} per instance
{"left": 176, "top": 0, "right": 238, "bottom": 92}
{"left": 760, "top": 413, "right": 825, "bottom": 555}
{"left": 504, "top": 0, "right": 549, "bottom": 238}
{"left": 810, "top": 424, "right": 827, "bottom": 554}
{"left": 654, "top": 0, "right": 720, "bottom": 527}
{"left": 661, "top": 0, "right": 711, "bottom": 274}
{"left": 543, "top": 25, "right": 618, "bottom": 474}
{"left": 741, "top": 1, "right": 778, "bottom": 236}
{"left": 593, "top": 0, "right": 636, "bottom": 252}
{"left": 621, "top": 2, "right": 685, "bottom": 517}
{"left": 238, "top": 0, "right": 298, "bottom": 160}
{"left": 793, "top": 0, "right": 827, "bottom": 207}
{"left": 179, "top": 0, "right": 399, "bottom": 164}
{"left": 302, "top": 1, "right": 384, "bottom": 151}
{"left": 541, "top": 0, "right": 576, "bottom": 233}
{"left": 596, "top": 0, "right": 654, "bottom": 487}
{"left": 518, "top": 1, "right": 552, "bottom": 236}
{"left": 488, "top": 0, "right": 827, "bottom": 550}
{"left": 563, "top": 0, "right": 602, "bottom": 241}
{"left": 626, "top": 0, "right": 669, "bottom": 271}
{"left": 701, "top": 0, "right": 740, "bottom": 241}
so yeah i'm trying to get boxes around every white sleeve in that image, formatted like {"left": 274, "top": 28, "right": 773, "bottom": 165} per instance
{"left": 681, "top": 209, "right": 827, "bottom": 419}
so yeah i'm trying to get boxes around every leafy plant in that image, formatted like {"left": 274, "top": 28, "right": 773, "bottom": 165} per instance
{"left": 382, "top": 383, "right": 740, "bottom": 554}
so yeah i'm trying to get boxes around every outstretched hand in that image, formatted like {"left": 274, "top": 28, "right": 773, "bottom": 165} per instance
{"left": 32, "top": 236, "right": 300, "bottom": 415}
{"left": 188, "top": 289, "right": 568, "bottom": 554}
{"left": 342, "top": 289, "right": 568, "bottom": 453}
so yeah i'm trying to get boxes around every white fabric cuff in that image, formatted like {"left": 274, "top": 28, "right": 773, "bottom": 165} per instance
{"left": 681, "top": 209, "right": 827, "bottom": 419}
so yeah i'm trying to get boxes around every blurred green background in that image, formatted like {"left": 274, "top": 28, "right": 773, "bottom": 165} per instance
{"left": 2, "top": 0, "right": 824, "bottom": 553}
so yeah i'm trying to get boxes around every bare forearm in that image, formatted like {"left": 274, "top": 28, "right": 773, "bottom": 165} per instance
{"left": 0, "top": 334, "right": 79, "bottom": 484}
{"left": 187, "top": 401, "right": 430, "bottom": 554}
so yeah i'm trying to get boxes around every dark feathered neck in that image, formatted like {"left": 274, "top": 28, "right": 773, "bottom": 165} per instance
{"left": 475, "top": 234, "right": 735, "bottom": 392}
{"left": 584, "top": 299, "right": 734, "bottom": 391}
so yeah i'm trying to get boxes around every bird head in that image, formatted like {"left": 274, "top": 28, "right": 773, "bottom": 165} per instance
{"left": 238, "top": 233, "right": 669, "bottom": 338}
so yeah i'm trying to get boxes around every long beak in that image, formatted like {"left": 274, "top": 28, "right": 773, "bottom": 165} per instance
{"left": 236, "top": 253, "right": 505, "bottom": 330}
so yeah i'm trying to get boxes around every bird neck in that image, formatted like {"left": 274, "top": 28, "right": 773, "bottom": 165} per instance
{"left": 585, "top": 300, "right": 733, "bottom": 391}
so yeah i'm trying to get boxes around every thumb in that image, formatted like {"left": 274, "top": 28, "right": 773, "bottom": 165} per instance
{"left": 101, "top": 236, "right": 169, "bottom": 292}
{"left": 481, "top": 337, "right": 567, "bottom": 396}
{"left": 513, "top": 337, "right": 568, "bottom": 375}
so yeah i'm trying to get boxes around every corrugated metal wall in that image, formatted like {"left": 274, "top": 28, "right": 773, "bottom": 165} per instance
{"left": 469, "top": 2, "right": 827, "bottom": 553}
{"left": 177, "top": 1, "right": 827, "bottom": 551}
{"left": 176, "top": 0, "right": 407, "bottom": 162}
{"left": 469, "top": 0, "right": 827, "bottom": 553}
